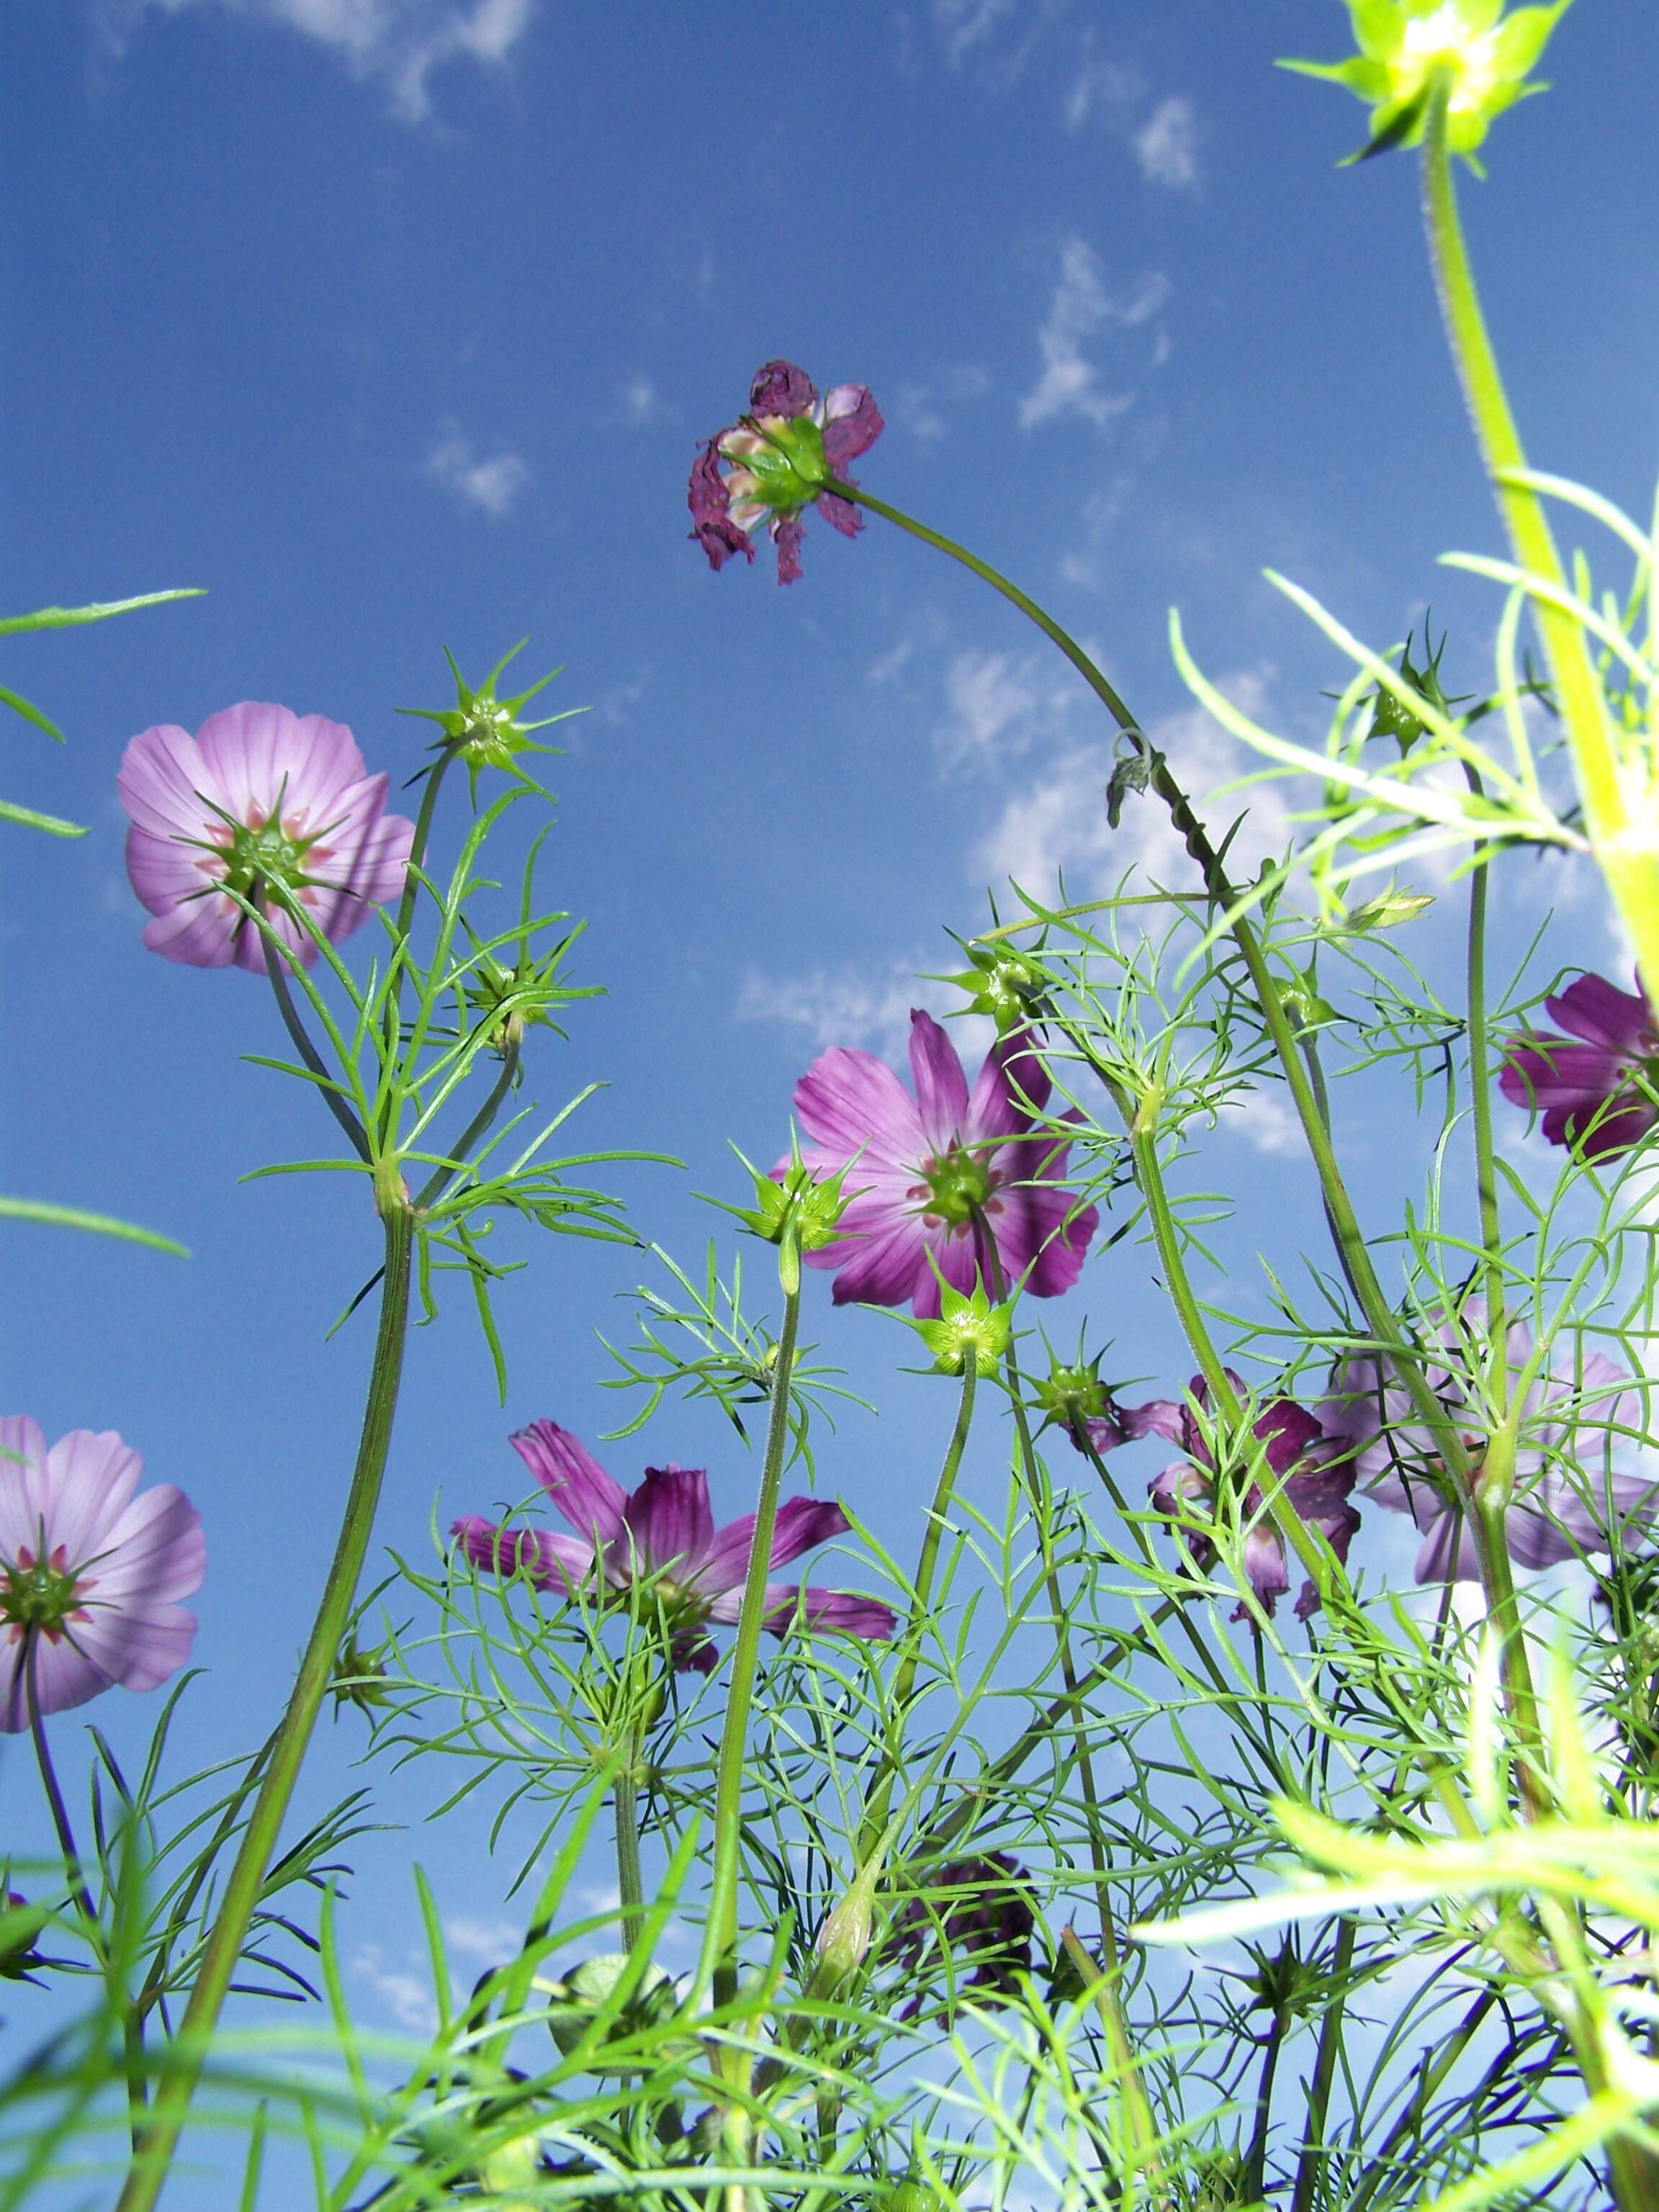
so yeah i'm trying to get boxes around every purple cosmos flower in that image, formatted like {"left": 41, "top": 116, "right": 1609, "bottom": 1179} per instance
{"left": 1130, "top": 1375, "right": 1359, "bottom": 1622}
{"left": 1317, "top": 1305, "right": 1659, "bottom": 1584}
{"left": 787, "top": 1012, "right": 1097, "bottom": 1321}
{"left": 118, "top": 701, "right": 416, "bottom": 972}
{"left": 889, "top": 1852, "right": 1036, "bottom": 2022}
{"left": 688, "top": 359, "right": 884, "bottom": 585}
{"left": 1498, "top": 970, "right": 1659, "bottom": 1161}
{"left": 451, "top": 1420, "right": 894, "bottom": 1673}
{"left": 0, "top": 1419, "right": 204, "bottom": 1734}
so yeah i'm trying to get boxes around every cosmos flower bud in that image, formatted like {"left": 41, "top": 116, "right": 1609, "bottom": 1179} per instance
{"left": 814, "top": 1863, "right": 879, "bottom": 1992}
{"left": 1282, "top": 0, "right": 1574, "bottom": 165}
{"left": 910, "top": 1277, "right": 1011, "bottom": 1379}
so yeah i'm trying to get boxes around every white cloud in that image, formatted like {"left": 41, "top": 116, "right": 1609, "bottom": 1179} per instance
{"left": 735, "top": 962, "right": 924, "bottom": 1058}
{"left": 1020, "top": 238, "right": 1170, "bottom": 433}
{"left": 1220, "top": 1087, "right": 1303, "bottom": 1156}
{"left": 971, "top": 670, "right": 1295, "bottom": 899}
{"left": 1133, "top": 95, "right": 1202, "bottom": 192}
{"left": 1064, "top": 53, "right": 1141, "bottom": 133}
{"left": 444, "top": 1915, "right": 522, "bottom": 1964}
{"left": 931, "top": 0, "right": 1013, "bottom": 67}
{"left": 354, "top": 1942, "right": 437, "bottom": 2034}
{"left": 621, "top": 374, "right": 667, "bottom": 427}
{"left": 96, "top": 0, "right": 536, "bottom": 122}
{"left": 426, "top": 423, "right": 530, "bottom": 518}
{"left": 891, "top": 364, "right": 994, "bottom": 445}
{"left": 936, "top": 648, "right": 1074, "bottom": 772}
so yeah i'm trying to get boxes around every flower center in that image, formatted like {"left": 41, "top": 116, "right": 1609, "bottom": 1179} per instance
{"left": 1, "top": 1543, "right": 94, "bottom": 1646}
{"left": 720, "top": 412, "right": 830, "bottom": 515}
{"left": 219, "top": 811, "right": 318, "bottom": 902}
{"left": 1394, "top": 8, "right": 1499, "bottom": 116}
{"left": 919, "top": 1144, "right": 995, "bottom": 1228}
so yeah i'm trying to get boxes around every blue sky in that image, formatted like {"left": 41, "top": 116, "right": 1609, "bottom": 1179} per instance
{"left": 4, "top": 0, "right": 1658, "bottom": 2082}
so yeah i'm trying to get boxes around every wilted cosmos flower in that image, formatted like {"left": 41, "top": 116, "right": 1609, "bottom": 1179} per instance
{"left": 451, "top": 1420, "right": 894, "bottom": 1673}
{"left": 1129, "top": 1375, "right": 1360, "bottom": 1621}
{"left": 1, "top": 1418, "right": 204, "bottom": 1733}
{"left": 118, "top": 701, "right": 416, "bottom": 971}
{"left": 1318, "top": 1304, "right": 1658, "bottom": 1583}
{"left": 788, "top": 1011, "right": 1097, "bottom": 1320}
{"left": 688, "top": 359, "right": 884, "bottom": 585}
{"left": 888, "top": 1852, "right": 1036, "bottom": 2021}
{"left": 1499, "top": 970, "right": 1659, "bottom": 1161}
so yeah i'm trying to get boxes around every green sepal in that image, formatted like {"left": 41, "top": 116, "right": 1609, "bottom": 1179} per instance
{"left": 906, "top": 1269, "right": 1011, "bottom": 1377}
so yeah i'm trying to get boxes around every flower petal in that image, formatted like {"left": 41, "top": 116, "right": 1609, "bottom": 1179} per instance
{"left": 510, "top": 1422, "right": 629, "bottom": 1547}
{"left": 622, "top": 1465, "right": 714, "bottom": 1580}
{"left": 750, "top": 360, "right": 818, "bottom": 418}
{"left": 907, "top": 1010, "right": 970, "bottom": 1154}
{"left": 821, "top": 385, "right": 884, "bottom": 468}
{"left": 793, "top": 1046, "right": 923, "bottom": 1169}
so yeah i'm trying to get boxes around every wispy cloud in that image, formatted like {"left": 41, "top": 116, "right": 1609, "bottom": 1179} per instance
{"left": 621, "top": 374, "right": 670, "bottom": 428}
{"left": 426, "top": 422, "right": 531, "bottom": 517}
{"left": 891, "top": 364, "right": 994, "bottom": 445}
{"left": 1064, "top": 52, "right": 1141, "bottom": 133}
{"left": 354, "top": 1942, "right": 438, "bottom": 2034}
{"left": 1019, "top": 238, "right": 1170, "bottom": 433}
{"left": 971, "top": 671, "right": 1292, "bottom": 898}
{"left": 930, "top": 0, "right": 1014, "bottom": 68}
{"left": 96, "top": 0, "right": 537, "bottom": 123}
{"left": 736, "top": 961, "right": 927, "bottom": 1058}
{"left": 1133, "top": 95, "right": 1202, "bottom": 192}
{"left": 936, "top": 648, "right": 1075, "bottom": 772}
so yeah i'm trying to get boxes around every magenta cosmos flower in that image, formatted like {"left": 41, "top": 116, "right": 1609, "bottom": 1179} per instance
{"left": 118, "top": 701, "right": 415, "bottom": 971}
{"left": 1317, "top": 1305, "right": 1659, "bottom": 1583}
{"left": 451, "top": 1420, "right": 894, "bottom": 1674}
{"left": 688, "top": 359, "right": 884, "bottom": 585}
{"left": 1128, "top": 1376, "right": 1359, "bottom": 1622}
{"left": 788, "top": 1011, "right": 1097, "bottom": 1319}
{"left": 0, "top": 1419, "right": 204, "bottom": 1733}
{"left": 1499, "top": 970, "right": 1659, "bottom": 1161}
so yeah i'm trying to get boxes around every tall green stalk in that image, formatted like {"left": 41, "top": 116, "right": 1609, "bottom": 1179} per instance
{"left": 1419, "top": 77, "right": 1659, "bottom": 1005}
{"left": 117, "top": 1191, "right": 415, "bottom": 2212}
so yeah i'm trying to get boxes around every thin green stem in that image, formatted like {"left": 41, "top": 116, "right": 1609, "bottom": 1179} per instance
{"left": 1463, "top": 780, "right": 1506, "bottom": 1393}
{"left": 26, "top": 1636, "right": 100, "bottom": 1935}
{"left": 263, "top": 938, "right": 370, "bottom": 1164}
{"left": 853, "top": 1359, "right": 977, "bottom": 1864}
{"left": 117, "top": 1197, "right": 415, "bottom": 2212}
{"left": 413, "top": 1035, "right": 521, "bottom": 1211}
{"left": 613, "top": 1730, "right": 645, "bottom": 1954}
{"left": 1289, "top": 1916, "right": 1357, "bottom": 2212}
{"left": 1241, "top": 1997, "right": 1288, "bottom": 2208}
{"left": 696, "top": 1253, "right": 802, "bottom": 2006}
{"left": 1419, "top": 81, "right": 1659, "bottom": 1003}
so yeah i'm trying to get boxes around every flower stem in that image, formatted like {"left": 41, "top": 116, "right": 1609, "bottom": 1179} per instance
{"left": 696, "top": 1251, "right": 802, "bottom": 2007}
{"left": 117, "top": 1195, "right": 415, "bottom": 2212}
{"left": 853, "top": 1359, "right": 977, "bottom": 1865}
{"left": 1419, "top": 80, "right": 1659, "bottom": 1007}
{"left": 413, "top": 1035, "right": 521, "bottom": 1210}
{"left": 613, "top": 1728, "right": 645, "bottom": 1954}
{"left": 1288, "top": 1916, "right": 1356, "bottom": 2212}
{"left": 262, "top": 938, "right": 370, "bottom": 1164}
{"left": 25, "top": 1636, "right": 100, "bottom": 1935}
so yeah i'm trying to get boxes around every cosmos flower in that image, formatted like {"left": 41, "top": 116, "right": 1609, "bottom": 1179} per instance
{"left": 787, "top": 1012, "right": 1097, "bottom": 1321}
{"left": 0, "top": 1418, "right": 204, "bottom": 1733}
{"left": 888, "top": 1852, "right": 1036, "bottom": 2022}
{"left": 118, "top": 701, "right": 415, "bottom": 972}
{"left": 1317, "top": 1304, "right": 1659, "bottom": 1583}
{"left": 688, "top": 359, "right": 884, "bottom": 584}
{"left": 1498, "top": 970, "right": 1659, "bottom": 1161}
{"left": 1130, "top": 1376, "right": 1360, "bottom": 1621}
{"left": 451, "top": 1420, "right": 894, "bottom": 1673}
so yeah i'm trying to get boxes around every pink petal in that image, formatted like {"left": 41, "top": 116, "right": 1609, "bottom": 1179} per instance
{"left": 965, "top": 1028, "right": 1050, "bottom": 1146}
{"left": 821, "top": 385, "right": 884, "bottom": 468}
{"left": 696, "top": 1496, "right": 849, "bottom": 1598}
{"left": 510, "top": 1422, "right": 628, "bottom": 1548}
{"left": 749, "top": 360, "right": 818, "bottom": 418}
{"left": 985, "top": 1179, "right": 1095, "bottom": 1300}
{"left": 772, "top": 512, "right": 806, "bottom": 585}
{"left": 621, "top": 1466, "right": 714, "bottom": 1580}
{"left": 817, "top": 490, "right": 863, "bottom": 539}
{"left": 907, "top": 1010, "right": 970, "bottom": 1154}
{"left": 824, "top": 1213, "right": 932, "bottom": 1308}
{"left": 1546, "top": 971, "right": 1654, "bottom": 1056}
{"left": 793, "top": 1047, "right": 923, "bottom": 1170}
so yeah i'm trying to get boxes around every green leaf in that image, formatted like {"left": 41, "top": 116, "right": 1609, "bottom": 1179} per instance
{"left": 0, "top": 684, "right": 64, "bottom": 741}
{"left": 0, "top": 1195, "right": 188, "bottom": 1254}
{"left": 0, "top": 587, "right": 205, "bottom": 636}
{"left": 0, "top": 797, "right": 84, "bottom": 837}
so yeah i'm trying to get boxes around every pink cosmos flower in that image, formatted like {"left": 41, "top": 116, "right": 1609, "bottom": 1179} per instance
{"left": 1128, "top": 1376, "right": 1359, "bottom": 1622}
{"left": 688, "top": 359, "right": 884, "bottom": 585}
{"left": 0, "top": 1419, "right": 204, "bottom": 1733}
{"left": 1498, "top": 970, "right": 1659, "bottom": 1161}
{"left": 118, "top": 701, "right": 416, "bottom": 972}
{"left": 1316, "top": 1305, "right": 1659, "bottom": 1583}
{"left": 788, "top": 1011, "right": 1097, "bottom": 1320}
{"left": 451, "top": 1420, "right": 894, "bottom": 1674}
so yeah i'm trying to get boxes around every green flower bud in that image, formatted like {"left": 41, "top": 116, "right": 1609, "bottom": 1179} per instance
{"left": 935, "top": 940, "right": 1049, "bottom": 1038}
{"left": 330, "top": 1630, "right": 395, "bottom": 1719}
{"left": 398, "top": 639, "right": 585, "bottom": 804}
{"left": 911, "top": 1277, "right": 1011, "bottom": 1378}
{"left": 543, "top": 1952, "right": 683, "bottom": 2069}
{"left": 1283, "top": 1, "right": 1574, "bottom": 166}
{"left": 814, "top": 1863, "right": 879, "bottom": 1994}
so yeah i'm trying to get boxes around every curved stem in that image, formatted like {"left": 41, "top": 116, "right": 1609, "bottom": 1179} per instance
{"left": 413, "top": 1036, "right": 521, "bottom": 1211}
{"left": 1289, "top": 1916, "right": 1356, "bottom": 2212}
{"left": 262, "top": 939, "right": 370, "bottom": 1164}
{"left": 1419, "top": 81, "right": 1659, "bottom": 1004}
{"left": 696, "top": 1256, "right": 802, "bottom": 2006}
{"left": 117, "top": 1197, "right": 415, "bottom": 2212}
